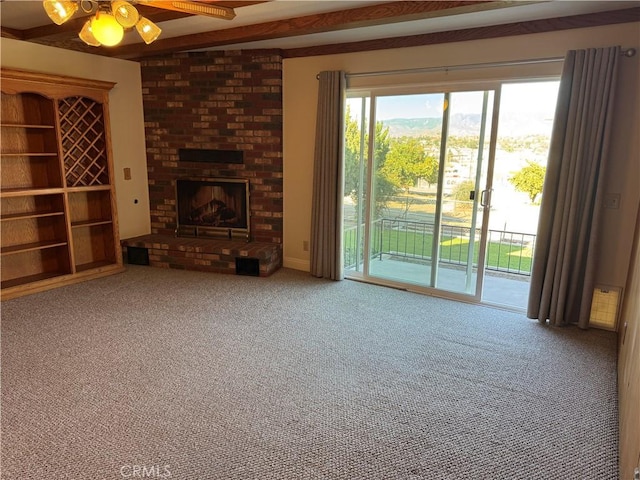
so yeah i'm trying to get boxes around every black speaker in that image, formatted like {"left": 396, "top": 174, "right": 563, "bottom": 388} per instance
{"left": 235, "top": 257, "right": 259, "bottom": 276}
{"left": 127, "top": 246, "right": 150, "bottom": 266}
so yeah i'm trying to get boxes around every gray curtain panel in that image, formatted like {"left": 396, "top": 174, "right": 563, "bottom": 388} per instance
{"left": 310, "top": 71, "right": 346, "bottom": 280}
{"left": 527, "top": 46, "right": 620, "bottom": 328}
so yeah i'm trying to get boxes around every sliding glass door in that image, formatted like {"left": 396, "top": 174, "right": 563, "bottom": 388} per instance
{"left": 344, "top": 80, "right": 560, "bottom": 307}
{"left": 344, "top": 86, "right": 498, "bottom": 300}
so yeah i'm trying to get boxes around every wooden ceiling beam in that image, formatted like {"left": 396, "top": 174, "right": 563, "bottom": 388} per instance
{"left": 1, "top": 27, "right": 24, "bottom": 40}
{"left": 110, "top": 1, "right": 507, "bottom": 59}
{"left": 7, "top": 2, "right": 637, "bottom": 61}
{"left": 282, "top": 7, "right": 640, "bottom": 59}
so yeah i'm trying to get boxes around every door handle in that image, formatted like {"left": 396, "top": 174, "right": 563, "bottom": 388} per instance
{"left": 480, "top": 189, "right": 492, "bottom": 207}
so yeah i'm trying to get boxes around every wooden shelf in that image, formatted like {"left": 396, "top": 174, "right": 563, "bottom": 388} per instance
{"left": 1, "top": 122, "right": 59, "bottom": 157}
{"left": 1, "top": 210, "right": 65, "bottom": 222}
{"left": 76, "top": 260, "right": 116, "bottom": 273}
{"left": 1, "top": 240, "right": 68, "bottom": 256}
{"left": 1, "top": 271, "right": 68, "bottom": 290}
{"left": 72, "top": 222, "right": 116, "bottom": 267}
{"left": 66, "top": 185, "right": 112, "bottom": 193}
{"left": 71, "top": 219, "right": 112, "bottom": 228}
{"left": 0, "top": 123, "right": 55, "bottom": 129}
{"left": 1, "top": 152, "right": 58, "bottom": 157}
{"left": 0, "top": 153, "right": 63, "bottom": 190}
{"left": 0, "top": 187, "right": 65, "bottom": 197}
{"left": 1, "top": 194, "right": 66, "bottom": 224}
{"left": 1, "top": 69, "right": 122, "bottom": 299}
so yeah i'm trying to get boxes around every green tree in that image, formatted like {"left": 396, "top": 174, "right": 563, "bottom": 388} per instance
{"left": 371, "top": 122, "right": 396, "bottom": 217}
{"left": 381, "top": 137, "right": 439, "bottom": 216}
{"left": 343, "top": 107, "right": 363, "bottom": 199}
{"left": 508, "top": 160, "right": 546, "bottom": 203}
{"left": 343, "top": 106, "right": 395, "bottom": 217}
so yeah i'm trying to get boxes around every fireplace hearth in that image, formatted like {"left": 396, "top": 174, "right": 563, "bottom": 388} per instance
{"left": 176, "top": 178, "right": 250, "bottom": 240}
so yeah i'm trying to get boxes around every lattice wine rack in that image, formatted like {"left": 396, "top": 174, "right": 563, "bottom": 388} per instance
{"left": 58, "top": 96, "right": 109, "bottom": 186}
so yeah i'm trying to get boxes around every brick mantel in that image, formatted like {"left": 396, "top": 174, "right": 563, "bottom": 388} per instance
{"left": 140, "top": 50, "right": 283, "bottom": 245}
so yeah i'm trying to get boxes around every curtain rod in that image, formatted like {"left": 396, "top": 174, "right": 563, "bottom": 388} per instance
{"left": 316, "top": 48, "right": 636, "bottom": 80}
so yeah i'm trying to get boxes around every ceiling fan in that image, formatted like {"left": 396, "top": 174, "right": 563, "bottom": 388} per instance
{"left": 43, "top": 0, "right": 236, "bottom": 47}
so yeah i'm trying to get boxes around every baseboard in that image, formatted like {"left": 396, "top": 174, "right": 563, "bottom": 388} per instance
{"left": 283, "top": 257, "right": 310, "bottom": 272}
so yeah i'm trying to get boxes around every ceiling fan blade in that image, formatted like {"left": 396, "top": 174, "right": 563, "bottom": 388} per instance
{"left": 137, "top": 1, "right": 236, "bottom": 20}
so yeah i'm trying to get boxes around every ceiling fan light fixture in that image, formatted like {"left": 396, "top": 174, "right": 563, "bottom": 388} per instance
{"left": 135, "top": 17, "right": 162, "bottom": 45}
{"left": 43, "top": 0, "right": 219, "bottom": 48}
{"left": 112, "top": 0, "right": 139, "bottom": 29}
{"left": 79, "top": 19, "right": 101, "bottom": 46}
{"left": 91, "top": 11, "right": 124, "bottom": 47}
{"left": 42, "top": 0, "right": 78, "bottom": 25}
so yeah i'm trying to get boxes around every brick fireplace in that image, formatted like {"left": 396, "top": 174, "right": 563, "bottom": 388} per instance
{"left": 121, "top": 50, "right": 283, "bottom": 276}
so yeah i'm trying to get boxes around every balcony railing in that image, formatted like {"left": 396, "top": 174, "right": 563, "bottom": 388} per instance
{"left": 344, "top": 218, "right": 536, "bottom": 276}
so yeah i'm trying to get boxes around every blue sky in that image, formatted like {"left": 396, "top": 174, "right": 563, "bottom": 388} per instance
{"left": 352, "top": 81, "right": 560, "bottom": 120}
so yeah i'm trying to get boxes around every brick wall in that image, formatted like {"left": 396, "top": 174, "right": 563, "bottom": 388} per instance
{"left": 140, "top": 50, "right": 283, "bottom": 244}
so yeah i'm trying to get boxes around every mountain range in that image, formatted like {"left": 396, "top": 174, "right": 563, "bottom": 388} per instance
{"left": 381, "top": 112, "right": 554, "bottom": 137}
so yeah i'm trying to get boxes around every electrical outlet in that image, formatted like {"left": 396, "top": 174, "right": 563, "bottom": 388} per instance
{"left": 303, "top": 240, "right": 309, "bottom": 252}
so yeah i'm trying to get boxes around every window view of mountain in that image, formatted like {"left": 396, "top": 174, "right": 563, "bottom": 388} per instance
{"left": 381, "top": 111, "right": 554, "bottom": 137}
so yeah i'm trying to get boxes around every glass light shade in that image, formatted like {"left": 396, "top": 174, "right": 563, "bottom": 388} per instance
{"left": 78, "top": 20, "right": 100, "bottom": 46}
{"left": 91, "top": 12, "right": 124, "bottom": 47}
{"left": 43, "top": 0, "right": 78, "bottom": 25}
{"left": 135, "top": 17, "right": 161, "bottom": 45}
{"left": 112, "top": 1, "right": 139, "bottom": 29}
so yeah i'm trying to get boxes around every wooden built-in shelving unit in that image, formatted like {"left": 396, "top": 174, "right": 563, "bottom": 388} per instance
{"left": 1, "top": 69, "right": 124, "bottom": 300}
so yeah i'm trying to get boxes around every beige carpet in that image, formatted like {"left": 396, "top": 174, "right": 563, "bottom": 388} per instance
{"left": 1, "top": 266, "right": 618, "bottom": 479}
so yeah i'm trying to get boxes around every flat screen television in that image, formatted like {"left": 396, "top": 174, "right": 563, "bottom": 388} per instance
{"left": 176, "top": 178, "right": 250, "bottom": 240}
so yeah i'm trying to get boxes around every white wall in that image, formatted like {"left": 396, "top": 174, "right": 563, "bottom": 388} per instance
{"left": 1, "top": 38, "right": 151, "bottom": 240}
{"left": 283, "top": 23, "right": 640, "bottom": 293}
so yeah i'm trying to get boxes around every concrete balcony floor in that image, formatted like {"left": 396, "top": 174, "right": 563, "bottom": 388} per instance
{"left": 347, "top": 255, "right": 530, "bottom": 310}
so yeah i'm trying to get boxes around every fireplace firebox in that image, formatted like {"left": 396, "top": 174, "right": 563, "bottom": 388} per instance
{"left": 176, "top": 178, "right": 250, "bottom": 240}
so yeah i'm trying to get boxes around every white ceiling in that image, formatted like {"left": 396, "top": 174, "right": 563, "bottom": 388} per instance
{"left": 0, "top": 0, "right": 638, "bottom": 52}
{"left": 190, "top": 1, "right": 640, "bottom": 52}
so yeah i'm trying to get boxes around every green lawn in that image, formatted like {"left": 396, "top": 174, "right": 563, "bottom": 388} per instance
{"left": 350, "top": 228, "right": 533, "bottom": 273}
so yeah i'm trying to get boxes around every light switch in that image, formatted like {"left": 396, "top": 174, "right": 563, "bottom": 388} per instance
{"left": 123, "top": 167, "right": 132, "bottom": 180}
